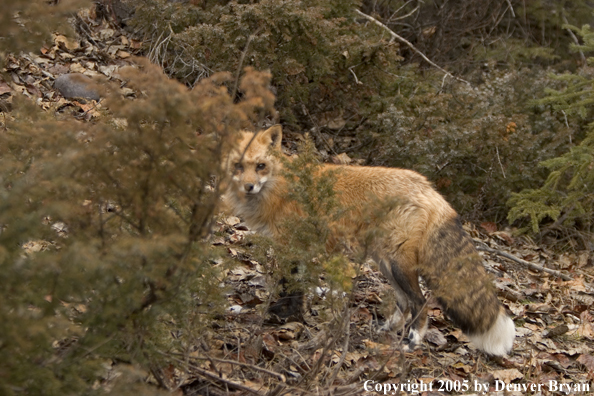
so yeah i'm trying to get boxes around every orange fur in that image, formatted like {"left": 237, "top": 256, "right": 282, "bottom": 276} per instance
{"left": 224, "top": 126, "right": 515, "bottom": 356}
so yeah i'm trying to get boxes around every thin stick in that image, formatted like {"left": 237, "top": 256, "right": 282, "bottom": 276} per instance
{"left": 327, "top": 308, "right": 351, "bottom": 386}
{"left": 354, "top": 9, "right": 470, "bottom": 85}
{"left": 187, "top": 355, "right": 286, "bottom": 381}
{"left": 476, "top": 244, "right": 573, "bottom": 281}
{"left": 562, "top": 15, "right": 586, "bottom": 64}
{"left": 505, "top": 0, "right": 516, "bottom": 18}
{"left": 232, "top": 27, "right": 263, "bottom": 99}
{"left": 495, "top": 146, "right": 506, "bottom": 179}
{"left": 165, "top": 353, "right": 263, "bottom": 395}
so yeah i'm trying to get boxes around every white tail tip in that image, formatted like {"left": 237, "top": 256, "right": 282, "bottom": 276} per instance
{"left": 469, "top": 311, "right": 515, "bottom": 356}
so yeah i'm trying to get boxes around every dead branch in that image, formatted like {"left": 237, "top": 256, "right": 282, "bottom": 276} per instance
{"left": 188, "top": 355, "right": 286, "bottom": 381}
{"left": 232, "top": 27, "right": 263, "bottom": 99}
{"left": 562, "top": 15, "right": 586, "bottom": 64}
{"left": 327, "top": 308, "right": 351, "bottom": 386}
{"left": 188, "top": 364, "right": 263, "bottom": 395}
{"left": 476, "top": 244, "right": 573, "bottom": 281}
{"left": 354, "top": 9, "right": 470, "bottom": 85}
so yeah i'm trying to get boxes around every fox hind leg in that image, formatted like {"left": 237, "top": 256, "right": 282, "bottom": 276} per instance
{"left": 377, "top": 256, "right": 428, "bottom": 351}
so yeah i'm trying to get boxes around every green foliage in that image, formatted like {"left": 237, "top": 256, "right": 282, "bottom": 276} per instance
{"left": 362, "top": 0, "right": 593, "bottom": 71}
{"left": 250, "top": 138, "right": 355, "bottom": 306}
{"left": 123, "top": 1, "right": 594, "bottom": 224}
{"left": 508, "top": 129, "right": 594, "bottom": 234}
{"left": 517, "top": 0, "right": 594, "bottom": 56}
{"left": 365, "top": 67, "right": 573, "bottom": 220}
{"left": 0, "top": 52, "right": 274, "bottom": 396}
{"left": 131, "top": 0, "right": 402, "bottom": 127}
{"left": 473, "top": 38, "right": 559, "bottom": 65}
{"left": 508, "top": 23, "right": 594, "bottom": 236}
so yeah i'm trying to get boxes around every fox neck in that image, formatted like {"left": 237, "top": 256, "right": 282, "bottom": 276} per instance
{"left": 229, "top": 173, "right": 288, "bottom": 237}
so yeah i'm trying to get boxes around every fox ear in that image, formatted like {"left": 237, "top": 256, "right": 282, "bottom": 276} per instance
{"left": 260, "top": 125, "right": 282, "bottom": 150}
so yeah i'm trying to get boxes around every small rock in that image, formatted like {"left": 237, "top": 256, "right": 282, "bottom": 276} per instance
{"left": 54, "top": 73, "right": 100, "bottom": 101}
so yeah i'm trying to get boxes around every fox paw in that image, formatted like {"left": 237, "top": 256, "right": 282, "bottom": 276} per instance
{"left": 402, "top": 328, "right": 423, "bottom": 352}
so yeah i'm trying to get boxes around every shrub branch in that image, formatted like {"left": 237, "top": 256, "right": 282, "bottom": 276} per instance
{"left": 354, "top": 9, "right": 469, "bottom": 85}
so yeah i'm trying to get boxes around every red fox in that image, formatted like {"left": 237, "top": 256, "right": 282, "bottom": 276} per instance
{"left": 224, "top": 125, "right": 515, "bottom": 356}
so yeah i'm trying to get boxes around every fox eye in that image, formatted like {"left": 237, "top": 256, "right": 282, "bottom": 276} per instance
{"left": 256, "top": 163, "right": 266, "bottom": 171}
{"left": 234, "top": 163, "right": 243, "bottom": 172}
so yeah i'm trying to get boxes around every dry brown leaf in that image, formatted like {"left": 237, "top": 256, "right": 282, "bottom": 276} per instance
{"left": 331, "top": 152, "right": 351, "bottom": 165}
{"left": 351, "top": 306, "right": 373, "bottom": 322}
{"left": 225, "top": 216, "right": 241, "bottom": 226}
{"left": 493, "top": 230, "right": 514, "bottom": 244}
{"left": 228, "top": 233, "right": 243, "bottom": 243}
{"left": 70, "top": 63, "right": 86, "bottom": 73}
{"left": 552, "top": 353, "right": 573, "bottom": 369}
{"left": 558, "top": 254, "right": 573, "bottom": 269}
{"left": 565, "top": 277, "right": 587, "bottom": 292}
{"left": 577, "top": 354, "right": 594, "bottom": 373}
{"left": 451, "top": 361, "right": 472, "bottom": 373}
{"left": 363, "top": 339, "right": 393, "bottom": 354}
{"left": 275, "top": 322, "right": 304, "bottom": 340}
{"left": 344, "top": 351, "right": 367, "bottom": 367}
{"left": 480, "top": 221, "right": 497, "bottom": 234}
{"left": 0, "top": 82, "right": 12, "bottom": 95}
{"left": 99, "top": 28, "right": 116, "bottom": 40}
{"left": 54, "top": 34, "right": 80, "bottom": 51}
{"left": 576, "top": 311, "right": 594, "bottom": 340}
{"left": 211, "top": 236, "right": 225, "bottom": 245}
{"left": 73, "top": 101, "right": 95, "bottom": 112}
{"left": 492, "top": 368, "right": 524, "bottom": 383}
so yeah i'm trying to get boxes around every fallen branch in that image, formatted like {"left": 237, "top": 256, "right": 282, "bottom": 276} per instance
{"left": 189, "top": 364, "right": 263, "bottom": 395}
{"left": 188, "top": 355, "right": 286, "bottom": 381}
{"left": 354, "top": 9, "right": 469, "bottom": 85}
{"left": 476, "top": 244, "right": 573, "bottom": 281}
{"left": 162, "top": 352, "right": 265, "bottom": 394}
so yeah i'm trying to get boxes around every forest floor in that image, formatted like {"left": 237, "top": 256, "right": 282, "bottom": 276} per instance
{"left": 2, "top": 5, "right": 593, "bottom": 396}
{"left": 202, "top": 214, "right": 594, "bottom": 396}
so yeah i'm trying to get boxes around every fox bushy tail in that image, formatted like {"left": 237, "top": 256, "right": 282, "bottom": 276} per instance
{"left": 420, "top": 217, "right": 515, "bottom": 356}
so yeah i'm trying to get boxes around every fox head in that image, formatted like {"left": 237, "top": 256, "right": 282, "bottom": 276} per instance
{"left": 226, "top": 125, "right": 283, "bottom": 199}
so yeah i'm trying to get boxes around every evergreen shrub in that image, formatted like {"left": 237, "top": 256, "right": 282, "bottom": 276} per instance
{"left": 508, "top": 23, "right": 594, "bottom": 240}
{"left": 130, "top": 0, "right": 403, "bottom": 127}
{"left": 0, "top": 51, "right": 275, "bottom": 396}
{"left": 365, "top": 67, "right": 576, "bottom": 221}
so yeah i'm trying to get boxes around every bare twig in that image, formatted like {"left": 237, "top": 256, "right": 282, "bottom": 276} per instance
{"left": 232, "top": 27, "right": 264, "bottom": 99}
{"left": 148, "top": 27, "right": 173, "bottom": 67}
{"left": 300, "top": 103, "right": 338, "bottom": 155}
{"left": 561, "top": 110, "right": 572, "bottom": 144}
{"left": 327, "top": 308, "right": 351, "bottom": 386}
{"left": 165, "top": 353, "right": 263, "bottom": 395}
{"left": 186, "top": 355, "right": 286, "bottom": 381}
{"left": 387, "top": 1, "right": 420, "bottom": 23}
{"left": 348, "top": 66, "right": 362, "bottom": 84}
{"left": 505, "top": 0, "right": 516, "bottom": 18}
{"left": 476, "top": 243, "right": 573, "bottom": 281}
{"left": 354, "top": 9, "right": 470, "bottom": 85}
{"left": 191, "top": 365, "right": 262, "bottom": 395}
{"left": 495, "top": 146, "right": 506, "bottom": 179}
{"left": 562, "top": 15, "right": 586, "bottom": 64}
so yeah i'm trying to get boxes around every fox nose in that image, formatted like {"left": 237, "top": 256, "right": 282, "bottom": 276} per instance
{"left": 244, "top": 183, "right": 254, "bottom": 192}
